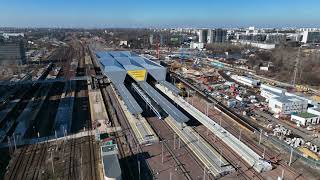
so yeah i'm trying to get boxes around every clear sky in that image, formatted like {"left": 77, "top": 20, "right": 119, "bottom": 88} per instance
{"left": 0, "top": 0, "right": 319, "bottom": 28}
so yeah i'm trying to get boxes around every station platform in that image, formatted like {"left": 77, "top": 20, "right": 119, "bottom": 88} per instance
{"left": 112, "top": 85, "right": 159, "bottom": 145}
{"left": 156, "top": 83, "right": 272, "bottom": 173}
{"left": 88, "top": 87, "right": 111, "bottom": 132}
{"left": 54, "top": 81, "right": 75, "bottom": 138}
{"left": 138, "top": 82, "right": 188, "bottom": 123}
{"left": 164, "top": 116, "right": 234, "bottom": 177}
{"left": 14, "top": 84, "right": 51, "bottom": 139}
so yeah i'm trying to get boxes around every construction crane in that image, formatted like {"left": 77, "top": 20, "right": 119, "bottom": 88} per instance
{"left": 192, "top": 49, "right": 204, "bottom": 68}
{"left": 156, "top": 43, "right": 160, "bottom": 59}
{"left": 291, "top": 47, "right": 301, "bottom": 86}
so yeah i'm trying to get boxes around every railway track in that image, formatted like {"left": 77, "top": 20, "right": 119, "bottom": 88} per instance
{"left": 15, "top": 143, "right": 39, "bottom": 180}
{"left": 31, "top": 142, "right": 49, "bottom": 180}
{"left": 88, "top": 134, "right": 97, "bottom": 180}
{"left": 101, "top": 83, "right": 158, "bottom": 180}
{"left": 145, "top": 115, "right": 200, "bottom": 180}
{"left": 189, "top": 95, "right": 302, "bottom": 179}
{"left": 100, "top": 85, "right": 136, "bottom": 180}
{"left": 171, "top": 72, "right": 259, "bottom": 132}
{"left": 194, "top": 125, "right": 264, "bottom": 180}
{"left": 67, "top": 137, "right": 77, "bottom": 180}
{"left": 5, "top": 145, "right": 29, "bottom": 180}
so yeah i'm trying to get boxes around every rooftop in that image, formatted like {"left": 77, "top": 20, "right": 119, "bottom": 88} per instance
{"left": 295, "top": 112, "right": 318, "bottom": 119}
{"left": 274, "top": 95, "right": 306, "bottom": 104}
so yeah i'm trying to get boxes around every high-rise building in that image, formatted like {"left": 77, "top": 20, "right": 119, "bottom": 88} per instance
{"left": 301, "top": 31, "right": 320, "bottom": 44}
{"left": 206, "top": 29, "right": 227, "bottom": 43}
{"left": 214, "top": 29, "right": 227, "bottom": 43}
{"left": 207, "top": 30, "right": 214, "bottom": 43}
{"left": 199, "top": 29, "right": 208, "bottom": 43}
{"left": 149, "top": 34, "right": 154, "bottom": 45}
{"left": 0, "top": 41, "right": 26, "bottom": 65}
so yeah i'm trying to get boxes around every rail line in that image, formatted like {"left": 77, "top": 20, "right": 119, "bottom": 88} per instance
{"left": 194, "top": 125, "right": 264, "bottom": 180}
{"left": 171, "top": 72, "right": 259, "bottom": 132}
{"left": 6, "top": 146, "right": 29, "bottom": 180}
{"left": 188, "top": 87, "right": 302, "bottom": 179}
{"left": 67, "top": 137, "right": 77, "bottom": 180}
{"left": 16, "top": 143, "right": 39, "bottom": 180}
{"left": 100, "top": 85, "right": 136, "bottom": 180}
{"left": 145, "top": 115, "right": 199, "bottom": 180}
{"left": 88, "top": 134, "right": 97, "bottom": 180}
{"left": 31, "top": 142, "right": 49, "bottom": 180}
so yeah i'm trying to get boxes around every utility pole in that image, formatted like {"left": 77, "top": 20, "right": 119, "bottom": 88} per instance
{"left": 13, "top": 133, "right": 16, "bottom": 151}
{"left": 80, "top": 155, "right": 83, "bottom": 180}
{"left": 203, "top": 166, "right": 206, "bottom": 180}
{"left": 51, "top": 151, "right": 55, "bottom": 175}
{"left": 173, "top": 133, "right": 176, "bottom": 150}
{"left": 138, "top": 160, "right": 141, "bottom": 180}
{"left": 161, "top": 141, "right": 164, "bottom": 164}
{"left": 289, "top": 147, "right": 293, "bottom": 166}
{"left": 259, "top": 130, "right": 263, "bottom": 145}
{"left": 7, "top": 137, "right": 12, "bottom": 155}
{"left": 187, "top": 90, "right": 190, "bottom": 103}
{"left": 292, "top": 47, "right": 301, "bottom": 86}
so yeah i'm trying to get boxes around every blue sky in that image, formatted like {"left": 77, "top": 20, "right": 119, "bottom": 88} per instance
{"left": 0, "top": 0, "right": 319, "bottom": 28}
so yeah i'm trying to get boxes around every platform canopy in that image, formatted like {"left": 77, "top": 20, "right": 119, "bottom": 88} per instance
{"left": 129, "top": 56, "right": 166, "bottom": 81}
{"left": 96, "top": 51, "right": 127, "bottom": 84}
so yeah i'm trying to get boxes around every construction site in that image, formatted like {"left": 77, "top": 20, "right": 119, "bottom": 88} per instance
{"left": 0, "top": 33, "right": 317, "bottom": 180}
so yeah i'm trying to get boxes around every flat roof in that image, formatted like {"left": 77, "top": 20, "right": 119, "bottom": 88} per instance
{"left": 296, "top": 112, "right": 318, "bottom": 118}
{"left": 102, "top": 154, "right": 121, "bottom": 178}
{"left": 139, "top": 82, "right": 189, "bottom": 123}
{"left": 274, "top": 95, "right": 305, "bottom": 104}
{"left": 114, "top": 84, "right": 143, "bottom": 114}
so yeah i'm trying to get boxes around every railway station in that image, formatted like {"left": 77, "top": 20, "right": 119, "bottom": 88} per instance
{"left": 0, "top": 36, "right": 310, "bottom": 180}
{"left": 95, "top": 50, "right": 238, "bottom": 177}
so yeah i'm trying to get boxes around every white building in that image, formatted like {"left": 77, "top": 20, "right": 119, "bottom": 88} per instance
{"left": 291, "top": 112, "right": 320, "bottom": 126}
{"left": 2, "top": 33, "right": 24, "bottom": 39}
{"left": 260, "top": 84, "right": 286, "bottom": 101}
{"left": 119, "top": 40, "right": 128, "bottom": 46}
{"left": 308, "top": 108, "right": 320, "bottom": 116}
{"left": 301, "top": 31, "right": 320, "bottom": 44}
{"left": 268, "top": 96, "right": 308, "bottom": 115}
{"left": 261, "top": 89, "right": 282, "bottom": 102}
{"left": 261, "top": 84, "right": 286, "bottom": 94}
{"left": 190, "top": 42, "right": 204, "bottom": 49}
{"left": 231, "top": 75, "right": 260, "bottom": 87}
{"left": 238, "top": 41, "right": 276, "bottom": 49}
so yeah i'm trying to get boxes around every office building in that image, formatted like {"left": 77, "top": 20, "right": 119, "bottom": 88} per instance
{"left": 149, "top": 34, "right": 154, "bottom": 45}
{"left": 214, "top": 29, "right": 227, "bottom": 42}
{"left": 301, "top": 31, "right": 320, "bottom": 44}
{"left": 207, "top": 29, "right": 228, "bottom": 43}
{"left": 199, "top": 29, "right": 208, "bottom": 43}
{"left": 260, "top": 84, "right": 287, "bottom": 101}
{"left": 0, "top": 41, "right": 26, "bottom": 65}
{"left": 268, "top": 96, "right": 308, "bottom": 115}
{"left": 291, "top": 112, "right": 319, "bottom": 126}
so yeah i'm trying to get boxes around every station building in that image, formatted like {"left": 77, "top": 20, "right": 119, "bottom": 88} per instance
{"left": 94, "top": 51, "right": 189, "bottom": 123}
